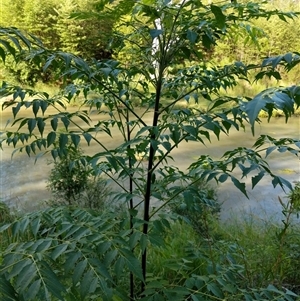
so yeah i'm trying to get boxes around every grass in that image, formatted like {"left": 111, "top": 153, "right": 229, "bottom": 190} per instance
{"left": 146, "top": 183, "right": 300, "bottom": 296}
{"left": 216, "top": 215, "right": 300, "bottom": 291}
{"left": 146, "top": 209, "right": 300, "bottom": 295}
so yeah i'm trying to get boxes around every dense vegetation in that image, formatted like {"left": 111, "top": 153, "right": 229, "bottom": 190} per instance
{"left": 0, "top": 0, "right": 299, "bottom": 86}
{"left": 1, "top": 0, "right": 300, "bottom": 300}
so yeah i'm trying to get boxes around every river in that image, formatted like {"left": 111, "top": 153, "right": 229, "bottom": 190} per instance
{"left": 0, "top": 106, "right": 299, "bottom": 221}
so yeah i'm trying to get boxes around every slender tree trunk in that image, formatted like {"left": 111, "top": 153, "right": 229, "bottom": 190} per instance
{"left": 127, "top": 109, "right": 135, "bottom": 300}
{"left": 141, "top": 77, "right": 162, "bottom": 293}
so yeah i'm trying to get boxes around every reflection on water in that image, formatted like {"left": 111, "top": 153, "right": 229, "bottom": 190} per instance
{"left": 1, "top": 106, "right": 299, "bottom": 220}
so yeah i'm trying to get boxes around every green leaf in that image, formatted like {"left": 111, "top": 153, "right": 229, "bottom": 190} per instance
{"left": 83, "top": 132, "right": 92, "bottom": 145}
{"left": 59, "top": 133, "right": 68, "bottom": 150}
{"left": 114, "top": 257, "right": 125, "bottom": 280}
{"left": 0, "top": 39, "right": 16, "bottom": 57}
{"left": 183, "top": 125, "right": 197, "bottom": 138}
{"left": 47, "top": 132, "right": 56, "bottom": 147}
{"left": 187, "top": 30, "right": 198, "bottom": 44}
{"left": 41, "top": 261, "right": 66, "bottom": 300}
{"left": 12, "top": 103, "right": 21, "bottom": 118}
{"left": 61, "top": 116, "right": 70, "bottom": 131}
{"left": 51, "top": 244, "right": 69, "bottom": 260}
{"left": 129, "top": 231, "right": 141, "bottom": 249}
{"left": 103, "top": 250, "right": 118, "bottom": 266}
{"left": 40, "top": 101, "right": 48, "bottom": 115}
{"left": 73, "top": 259, "right": 88, "bottom": 285}
{"left": 64, "top": 252, "right": 81, "bottom": 274}
{"left": 244, "top": 89, "right": 295, "bottom": 134}
{"left": 251, "top": 171, "right": 264, "bottom": 189}
{"left": 51, "top": 118, "right": 58, "bottom": 131}
{"left": 31, "top": 217, "right": 41, "bottom": 237}
{"left": 211, "top": 4, "right": 226, "bottom": 29}
{"left": 272, "top": 176, "right": 292, "bottom": 191}
{"left": 266, "top": 284, "right": 283, "bottom": 294}
{"left": 284, "top": 52, "right": 293, "bottom": 64}
{"left": 16, "top": 261, "right": 37, "bottom": 292}
{"left": 285, "top": 289, "right": 298, "bottom": 297}
{"left": 0, "top": 275, "right": 18, "bottom": 301}
{"left": 32, "top": 101, "right": 40, "bottom": 117}
{"left": 140, "top": 233, "right": 148, "bottom": 253}
{"left": 207, "top": 283, "right": 224, "bottom": 298}
{"left": 14, "top": 118, "right": 27, "bottom": 131}
{"left": 27, "top": 119, "right": 36, "bottom": 134}
{"left": 7, "top": 259, "right": 32, "bottom": 280}
{"left": 51, "top": 149, "right": 58, "bottom": 160}
{"left": 43, "top": 54, "right": 56, "bottom": 72}
{"left": 25, "top": 145, "right": 31, "bottom": 156}
{"left": 25, "top": 279, "right": 41, "bottom": 300}
{"left": 244, "top": 91, "right": 270, "bottom": 134}
{"left": 149, "top": 29, "right": 163, "bottom": 39}
{"left": 170, "top": 125, "right": 180, "bottom": 145}
{"left": 231, "top": 176, "right": 248, "bottom": 198}
{"left": 35, "top": 239, "right": 52, "bottom": 252}
{"left": 106, "top": 155, "right": 119, "bottom": 171}
{"left": 161, "top": 141, "right": 171, "bottom": 152}
{"left": 265, "top": 146, "right": 277, "bottom": 157}
{"left": 37, "top": 118, "right": 45, "bottom": 136}
{"left": 121, "top": 249, "right": 144, "bottom": 281}
{"left": 0, "top": 47, "right": 6, "bottom": 62}
{"left": 218, "top": 173, "right": 228, "bottom": 183}
{"left": 191, "top": 294, "right": 201, "bottom": 301}
{"left": 97, "top": 241, "right": 112, "bottom": 255}
{"left": 71, "top": 134, "right": 80, "bottom": 148}
{"left": 80, "top": 269, "right": 98, "bottom": 299}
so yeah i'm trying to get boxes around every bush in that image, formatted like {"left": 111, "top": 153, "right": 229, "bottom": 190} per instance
{"left": 169, "top": 179, "right": 220, "bottom": 238}
{"left": 0, "top": 201, "right": 12, "bottom": 224}
{"left": 47, "top": 143, "right": 111, "bottom": 209}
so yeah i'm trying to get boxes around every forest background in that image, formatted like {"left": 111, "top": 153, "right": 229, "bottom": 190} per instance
{"left": 0, "top": 0, "right": 299, "bottom": 88}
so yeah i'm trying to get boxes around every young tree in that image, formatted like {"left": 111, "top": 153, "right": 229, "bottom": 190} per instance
{"left": 0, "top": 0, "right": 300, "bottom": 300}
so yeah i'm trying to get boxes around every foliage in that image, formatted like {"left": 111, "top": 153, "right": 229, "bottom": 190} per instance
{"left": 0, "top": 0, "right": 300, "bottom": 300}
{"left": 213, "top": 181, "right": 300, "bottom": 293}
{"left": 47, "top": 141, "right": 111, "bottom": 209}
{"left": 47, "top": 142, "right": 90, "bottom": 205}
{"left": 0, "top": 207, "right": 139, "bottom": 301}
{"left": 0, "top": 0, "right": 122, "bottom": 85}
{"left": 77, "top": 176, "right": 112, "bottom": 210}
{"left": 168, "top": 180, "right": 220, "bottom": 238}
{"left": 1, "top": 207, "right": 300, "bottom": 300}
{"left": 272, "top": 181, "right": 300, "bottom": 283}
{"left": 0, "top": 202, "right": 12, "bottom": 225}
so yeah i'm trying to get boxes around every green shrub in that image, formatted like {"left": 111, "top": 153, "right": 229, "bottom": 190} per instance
{"left": 169, "top": 179, "right": 220, "bottom": 238}
{"left": 47, "top": 144, "right": 89, "bottom": 205}
{"left": 47, "top": 143, "right": 111, "bottom": 209}
{"left": 0, "top": 202, "right": 12, "bottom": 224}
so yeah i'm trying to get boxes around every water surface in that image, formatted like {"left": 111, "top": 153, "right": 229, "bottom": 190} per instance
{"left": 1, "top": 106, "right": 299, "bottom": 220}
